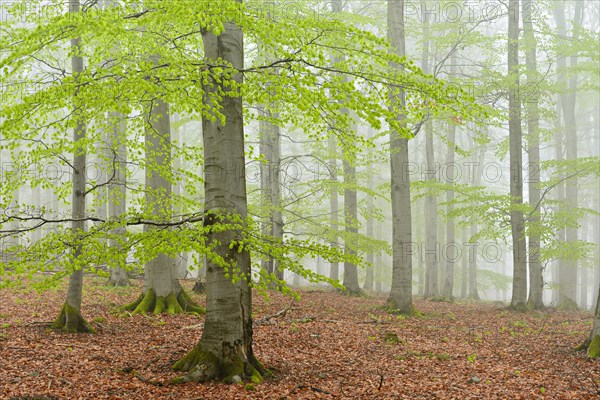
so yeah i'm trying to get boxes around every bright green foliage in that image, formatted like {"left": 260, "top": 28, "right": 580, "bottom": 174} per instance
{"left": 0, "top": 1, "right": 482, "bottom": 294}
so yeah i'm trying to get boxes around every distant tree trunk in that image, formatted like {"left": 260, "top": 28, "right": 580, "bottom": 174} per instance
{"left": 342, "top": 153, "right": 361, "bottom": 295}
{"left": 172, "top": 112, "right": 188, "bottom": 280}
{"left": 386, "top": 0, "right": 414, "bottom": 314}
{"left": 31, "top": 185, "right": 41, "bottom": 243}
{"left": 270, "top": 115, "right": 284, "bottom": 282}
{"left": 375, "top": 216, "right": 384, "bottom": 293}
{"left": 523, "top": 0, "right": 543, "bottom": 310}
{"left": 173, "top": 6, "right": 268, "bottom": 382}
{"left": 328, "top": 134, "right": 340, "bottom": 283}
{"left": 593, "top": 193, "right": 600, "bottom": 311}
{"left": 259, "top": 107, "right": 284, "bottom": 283}
{"left": 461, "top": 228, "right": 467, "bottom": 298}
{"left": 52, "top": 0, "right": 93, "bottom": 333}
{"left": 579, "top": 223, "right": 588, "bottom": 309}
{"left": 442, "top": 55, "right": 457, "bottom": 301}
{"left": 107, "top": 112, "right": 129, "bottom": 287}
{"left": 552, "top": 100, "right": 564, "bottom": 306}
{"left": 120, "top": 60, "right": 201, "bottom": 315}
{"left": 363, "top": 128, "right": 375, "bottom": 292}
{"left": 508, "top": 0, "right": 527, "bottom": 311}
{"left": 554, "top": 0, "right": 582, "bottom": 310}
{"left": 416, "top": 207, "right": 425, "bottom": 296}
{"left": 421, "top": 17, "right": 438, "bottom": 299}
{"left": 468, "top": 143, "right": 485, "bottom": 300}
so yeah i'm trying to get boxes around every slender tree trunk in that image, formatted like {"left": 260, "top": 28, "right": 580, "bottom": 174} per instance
{"left": 52, "top": 0, "right": 93, "bottom": 333}
{"left": 386, "top": 0, "right": 413, "bottom": 314}
{"left": 579, "top": 223, "right": 588, "bottom": 309}
{"left": 468, "top": 143, "right": 485, "bottom": 300}
{"left": 421, "top": 17, "right": 438, "bottom": 298}
{"left": 508, "top": 0, "right": 528, "bottom": 311}
{"left": 554, "top": 0, "right": 582, "bottom": 310}
{"left": 172, "top": 112, "right": 188, "bottom": 280}
{"left": 270, "top": 115, "right": 284, "bottom": 282}
{"left": 259, "top": 107, "right": 284, "bottom": 283}
{"left": 108, "top": 111, "right": 129, "bottom": 287}
{"left": 342, "top": 154, "right": 361, "bottom": 295}
{"left": 442, "top": 55, "right": 457, "bottom": 301}
{"left": 552, "top": 100, "right": 565, "bottom": 306}
{"left": 523, "top": 0, "right": 543, "bottom": 310}
{"left": 328, "top": 134, "right": 339, "bottom": 282}
{"left": 173, "top": 5, "right": 268, "bottom": 382}
{"left": 461, "top": 228, "right": 467, "bottom": 298}
{"left": 363, "top": 128, "right": 375, "bottom": 292}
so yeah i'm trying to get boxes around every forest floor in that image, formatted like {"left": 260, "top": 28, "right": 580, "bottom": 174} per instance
{"left": 1, "top": 277, "right": 599, "bottom": 399}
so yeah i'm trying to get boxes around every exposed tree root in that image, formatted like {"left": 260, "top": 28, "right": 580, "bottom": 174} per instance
{"left": 171, "top": 342, "right": 269, "bottom": 384}
{"left": 51, "top": 303, "right": 95, "bottom": 333}
{"left": 588, "top": 336, "right": 600, "bottom": 358}
{"left": 557, "top": 298, "right": 579, "bottom": 311}
{"left": 384, "top": 298, "right": 417, "bottom": 316}
{"left": 117, "top": 288, "right": 204, "bottom": 316}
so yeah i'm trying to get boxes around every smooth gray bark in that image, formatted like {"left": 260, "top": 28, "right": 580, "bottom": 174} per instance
{"left": 442, "top": 55, "right": 457, "bottom": 301}
{"left": 174, "top": 7, "right": 265, "bottom": 381}
{"left": 143, "top": 92, "right": 180, "bottom": 298}
{"left": 554, "top": 0, "right": 582, "bottom": 310}
{"left": 422, "top": 17, "right": 438, "bottom": 298}
{"left": 508, "top": 0, "right": 528, "bottom": 311}
{"left": 363, "top": 128, "right": 375, "bottom": 292}
{"left": 108, "top": 111, "right": 128, "bottom": 286}
{"left": 52, "top": 0, "right": 93, "bottom": 333}
{"left": 468, "top": 143, "right": 485, "bottom": 300}
{"left": 523, "top": 0, "right": 543, "bottom": 309}
{"left": 328, "top": 134, "right": 340, "bottom": 282}
{"left": 386, "top": 0, "right": 413, "bottom": 313}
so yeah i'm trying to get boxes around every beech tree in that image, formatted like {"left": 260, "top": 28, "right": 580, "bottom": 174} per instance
{"left": 50, "top": 0, "right": 94, "bottom": 333}
{"left": 386, "top": 0, "right": 414, "bottom": 314}
{"left": 507, "top": 0, "right": 528, "bottom": 311}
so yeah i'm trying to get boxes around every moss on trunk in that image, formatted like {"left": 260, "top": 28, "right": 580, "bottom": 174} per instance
{"left": 51, "top": 303, "right": 95, "bottom": 333}
{"left": 385, "top": 298, "right": 416, "bottom": 316}
{"left": 171, "top": 342, "right": 267, "bottom": 384}
{"left": 117, "top": 288, "right": 204, "bottom": 315}
{"left": 588, "top": 335, "right": 600, "bottom": 358}
{"left": 558, "top": 297, "right": 579, "bottom": 311}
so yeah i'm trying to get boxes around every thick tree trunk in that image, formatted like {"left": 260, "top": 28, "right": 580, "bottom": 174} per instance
{"left": 52, "top": 0, "right": 93, "bottom": 333}
{"left": 523, "top": 0, "right": 543, "bottom": 310}
{"left": 386, "top": 0, "right": 414, "bottom": 314}
{"left": 508, "top": 0, "right": 528, "bottom": 311}
{"left": 173, "top": 7, "right": 267, "bottom": 383}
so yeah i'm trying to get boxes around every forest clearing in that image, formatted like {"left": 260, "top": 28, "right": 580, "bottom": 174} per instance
{"left": 1, "top": 278, "right": 599, "bottom": 399}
